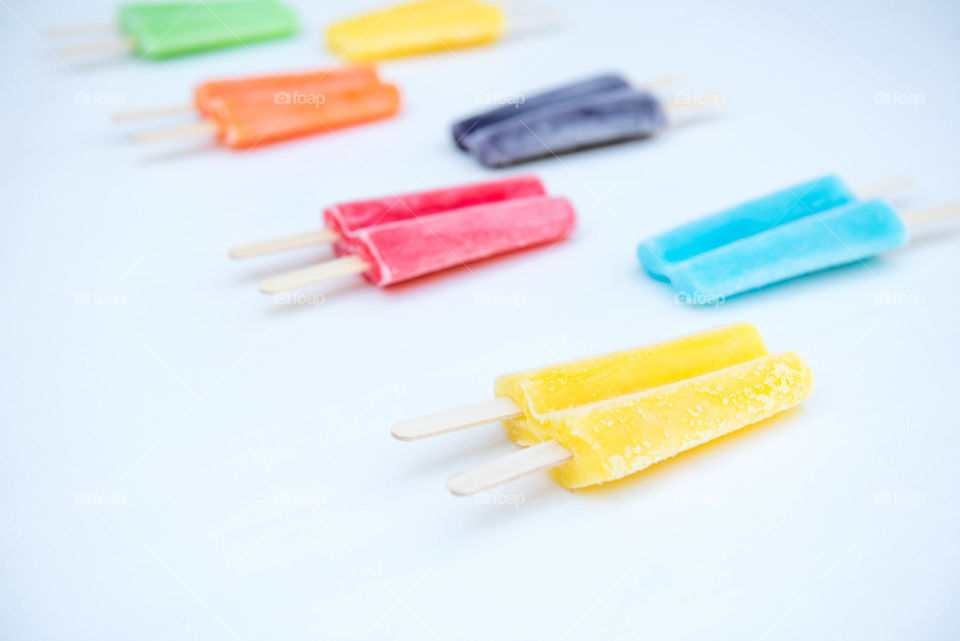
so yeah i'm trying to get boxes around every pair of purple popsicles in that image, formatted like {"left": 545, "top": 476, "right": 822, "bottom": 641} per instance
{"left": 638, "top": 175, "right": 910, "bottom": 302}
{"left": 452, "top": 74, "right": 668, "bottom": 168}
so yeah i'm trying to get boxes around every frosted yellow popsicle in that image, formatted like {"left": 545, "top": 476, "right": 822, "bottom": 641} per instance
{"left": 535, "top": 352, "right": 814, "bottom": 488}
{"left": 327, "top": 0, "right": 505, "bottom": 61}
{"left": 494, "top": 323, "right": 769, "bottom": 446}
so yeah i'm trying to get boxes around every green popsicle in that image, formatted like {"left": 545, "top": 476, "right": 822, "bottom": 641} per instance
{"left": 118, "top": 1, "right": 297, "bottom": 59}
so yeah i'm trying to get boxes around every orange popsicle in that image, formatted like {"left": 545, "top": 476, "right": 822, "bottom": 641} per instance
{"left": 192, "top": 66, "right": 380, "bottom": 116}
{"left": 204, "top": 81, "right": 401, "bottom": 148}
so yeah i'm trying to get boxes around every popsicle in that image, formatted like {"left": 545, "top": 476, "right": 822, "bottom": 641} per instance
{"left": 392, "top": 325, "right": 814, "bottom": 494}
{"left": 393, "top": 323, "right": 767, "bottom": 444}
{"left": 131, "top": 75, "right": 401, "bottom": 148}
{"left": 323, "top": 175, "right": 547, "bottom": 256}
{"left": 499, "top": 352, "right": 813, "bottom": 490}
{"left": 326, "top": 0, "right": 560, "bottom": 62}
{"left": 229, "top": 175, "right": 546, "bottom": 258}
{"left": 638, "top": 176, "right": 960, "bottom": 302}
{"left": 116, "top": 66, "right": 382, "bottom": 121}
{"left": 452, "top": 73, "right": 685, "bottom": 167}
{"left": 206, "top": 82, "right": 401, "bottom": 148}
{"left": 468, "top": 88, "right": 668, "bottom": 167}
{"left": 259, "top": 195, "right": 576, "bottom": 292}
{"left": 54, "top": 1, "right": 298, "bottom": 60}
{"left": 451, "top": 73, "right": 631, "bottom": 148}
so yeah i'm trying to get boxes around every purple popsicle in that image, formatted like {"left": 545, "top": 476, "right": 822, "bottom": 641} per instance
{"left": 451, "top": 73, "right": 631, "bottom": 150}
{"left": 460, "top": 87, "right": 667, "bottom": 168}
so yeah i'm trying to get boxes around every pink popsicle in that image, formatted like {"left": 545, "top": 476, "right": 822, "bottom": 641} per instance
{"left": 339, "top": 195, "right": 576, "bottom": 286}
{"left": 323, "top": 175, "right": 546, "bottom": 254}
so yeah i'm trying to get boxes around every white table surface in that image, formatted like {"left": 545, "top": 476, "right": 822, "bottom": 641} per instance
{"left": 2, "top": 1, "right": 959, "bottom": 639}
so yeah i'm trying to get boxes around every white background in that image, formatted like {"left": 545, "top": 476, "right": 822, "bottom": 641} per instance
{"left": 2, "top": 1, "right": 959, "bottom": 639}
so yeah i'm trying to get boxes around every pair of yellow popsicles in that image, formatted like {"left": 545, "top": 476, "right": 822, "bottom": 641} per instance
{"left": 394, "top": 324, "right": 813, "bottom": 493}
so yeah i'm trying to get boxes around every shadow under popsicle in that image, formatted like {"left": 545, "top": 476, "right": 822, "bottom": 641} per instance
{"left": 638, "top": 253, "right": 908, "bottom": 310}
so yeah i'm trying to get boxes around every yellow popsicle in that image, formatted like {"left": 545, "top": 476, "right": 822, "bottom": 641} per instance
{"left": 540, "top": 352, "right": 814, "bottom": 489}
{"left": 326, "top": 0, "right": 505, "bottom": 62}
{"left": 493, "top": 323, "right": 769, "bottom": 446}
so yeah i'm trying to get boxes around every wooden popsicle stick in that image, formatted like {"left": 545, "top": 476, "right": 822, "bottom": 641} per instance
{"left": 446, "top": 440, "right": 573, "bottom": 496}
{"left": 229, "top": 229, "right": 341, "bottom": 259}
{"left": 500, "top": 4, "right": 564, "bottom": 39}
{"left": 901, "top": 202, "right": 960, "bottom": 229}
{"left": 56, "top": 36, "right": 135, "bottom": 56}
{"left": 857, "top": 175, "right": 915, "bottom": 200}
{"left": 641, "top": 74, "right": 685, "bottom": 90}
{"left": 259, "top": 255, "right": 370, "bottom": 294}
{"left": 114, "top": 104, "right": 195, "bottom": 122}
{"left": 132, "top": 120, "right": 219, "bottom": 144}
{"left": 46, "top": 23, "right": 117, "bottom": 36}
{"left": 392, "top": 397, "right": 523, "bottom": 441}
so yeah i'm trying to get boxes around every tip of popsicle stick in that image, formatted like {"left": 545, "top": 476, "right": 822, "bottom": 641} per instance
{"left": 643, "top": 74, "right": 685, "bottom": 90}
{"left": 391, "top": 398, "right": 524, "bottom": 442}
{"left": 259, "top": 256, "right": 370, "bottom": 294}
{"left": 55, "top": 36, "right": 134, "bottom": 57}
{"left": 45, "top": 22, "right": 116, "bottom": 37}
{"left": 259, "top": 281, "right": 283, "bottom": 295}
{"left": 132, "top": 120, "right": 219, "bottom": 144}
{"left": 113, "top": 104, "right": 195, "bottom": 122}
{"left": 229, "top": 230, "right": 340, "bottom": 260}
{"left": 446, "top": 440, "right": 573, "bottom": 496}
{"left": 856, "top": 175, "right": 916, "bottom": 200}
{"left": 446, "top": 476, "right": 477, "bottom": 497}
{"left": 390, "top": 423, "right": 420, "bottom": 442}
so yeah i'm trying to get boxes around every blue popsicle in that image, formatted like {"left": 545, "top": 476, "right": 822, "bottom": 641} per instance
{"left": 638, "top": 183, "right": 909, "bottom": 302}
{"left": 639, "top": 175, "right": 858, "bottom": 282}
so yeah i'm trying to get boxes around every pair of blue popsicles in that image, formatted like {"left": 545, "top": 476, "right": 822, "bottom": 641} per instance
{"left": 452, "top": 74, "right": 668, "bottom": 168}
{"left": 638, "top": 175, "right": 910, "bottom": 303}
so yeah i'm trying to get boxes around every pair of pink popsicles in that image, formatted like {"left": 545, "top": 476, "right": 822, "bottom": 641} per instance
{"left": 231, "top": 176, "right": 577, "bottom": 292}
